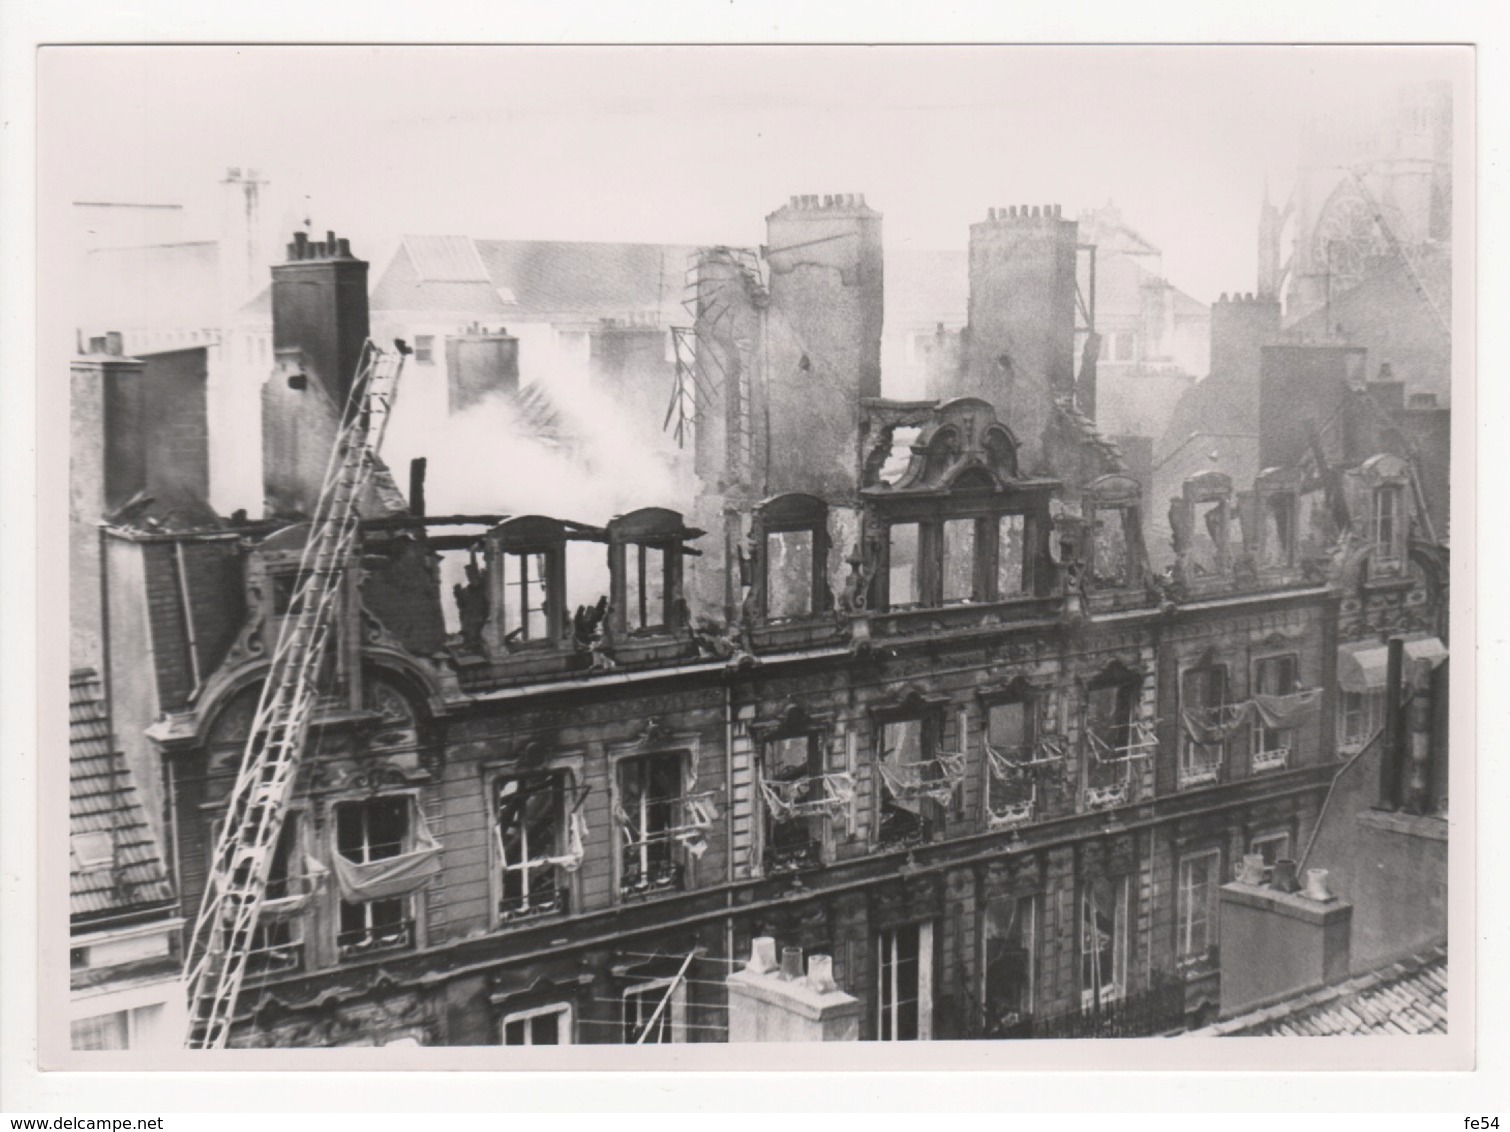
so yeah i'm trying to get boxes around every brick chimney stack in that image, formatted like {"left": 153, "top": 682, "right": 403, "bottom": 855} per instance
{"left": 263, "top": 230, "right": 370, "bottom": 516}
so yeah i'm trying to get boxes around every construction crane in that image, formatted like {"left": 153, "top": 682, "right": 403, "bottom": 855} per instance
{"left": 183, "top": 339, "right": 409, "bottom": 1049}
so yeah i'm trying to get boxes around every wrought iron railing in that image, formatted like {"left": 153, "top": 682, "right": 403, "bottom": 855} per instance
{"left": 985, "top": 973, "right": 1188, "bottom": 1039}
{"left": 336, "top": 918, "right": 414, "bottom": 960}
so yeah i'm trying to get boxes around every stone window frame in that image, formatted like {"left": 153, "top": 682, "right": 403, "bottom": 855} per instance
{"left": 500, "top": 1002, "right": 574, "bottom": 1046}
{"left": 750, "top": 703, "right": 840, "bottom": 875}
{"left": 1250, "top": 650, "right": 1302, "bottom": 772}
{"left": 326, "top": 786, "right": 429, "bottom": 962}
{"left": 1175, "top": 845, "right": 1223, "bottom": 961}
{"left": 976, "top": 673, "right": 1056, "bottom": 830}
{"left": 869, "top": 688, "right": 954, "bottom": 848}
{"left": 606, "top": 731, "right": 708, "bottom": 903}
{"left": 1177, "top": 654, "right": 1233, "bottom": 789}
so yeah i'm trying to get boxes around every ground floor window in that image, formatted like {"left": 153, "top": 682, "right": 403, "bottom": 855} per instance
{"left": 623, "top": 978, "right": 688, "bottom": 1044}
{"left": 502, "top": 1003, "right": 573, "bottom": 1046}
{"left": 981, "top": 895, "right": 1034, "bottom": 1030}
{"left": 877, "top": 921, "right": 934, "bottom": 1041}
{"left": 1080, "top": 875, "right": 1128, "bottom": 1008}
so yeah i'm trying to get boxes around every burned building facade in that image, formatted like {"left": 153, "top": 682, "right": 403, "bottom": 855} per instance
{"left": 78, "top": 193, "right": 1448, "bottom": 1049}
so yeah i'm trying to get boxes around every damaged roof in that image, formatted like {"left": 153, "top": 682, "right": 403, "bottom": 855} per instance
{"left": 70, "top": 669, "right": 177, "bottom": 922}
{"left": 1197, "top": 945, "right": 1447, "bottom": 1037}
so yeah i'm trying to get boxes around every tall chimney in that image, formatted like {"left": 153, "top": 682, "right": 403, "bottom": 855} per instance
{"left": 263, "top": 230, "right": 369, "bottom": 516}
{"left": 219, "top": 167, "right": 268, "bottom": 319}
{"left": 953, "top": 205, "right": 1078, "bottom": 472}
{"left": 763, "top": 193, "right": 884, "bottom": 498}
{"left": 70, "top": 343, "right": 146, "bottom": 669}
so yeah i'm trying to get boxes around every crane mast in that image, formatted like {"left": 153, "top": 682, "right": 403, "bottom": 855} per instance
{"left": 183, "top": 339, "right": 408, "bottom": 1049}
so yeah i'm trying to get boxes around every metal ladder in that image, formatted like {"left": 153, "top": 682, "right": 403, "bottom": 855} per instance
{"left": 183, "top": 340, "right": 407, "bottom": 1049}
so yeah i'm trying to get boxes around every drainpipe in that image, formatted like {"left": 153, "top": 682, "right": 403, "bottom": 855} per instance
{"left": 1401, "top": 658, "right": 1435, "bottom": 816}
{"left": 1377, "top": 635, "right": 1405, "bottom": 811}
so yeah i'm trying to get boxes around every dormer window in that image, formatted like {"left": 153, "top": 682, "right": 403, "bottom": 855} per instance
{"left": 1372, "top": 484, "right": 1405, "bottom": 569}
{"left": 757, "top": 494, "right": 829, "bottom": 623}
{"left": 941, "top": 518, "right": 977, "bottom": 603}
{"left": 607, "top": 508, "right": 700, "bottom": 638}
{"left": 880, "top": 510, "right": 1036, "bottom": 611}
{"left": 502, "top": 550, "right": 552, "bottom": 642}
{"left": 487, "top": 516, "right": 614, "bottom": 653}
{"left": 886, "top": 521, "right": 923, "bottom": 609}
{"left": 1082, "top": 475, "right": 1146, "bottom": 592}
{"left": 1264, "top": 493, "right": 1297, "bottom": 567}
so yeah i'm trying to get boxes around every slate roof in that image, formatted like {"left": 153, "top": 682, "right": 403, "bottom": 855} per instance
{"left": 1198, "top": 946, "right": 1448, "bottom": 1037}
{"left": 70, "top": 669, "right": 176, "bottom": 921}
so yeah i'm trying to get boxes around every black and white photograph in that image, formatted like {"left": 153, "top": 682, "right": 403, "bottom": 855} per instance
{"left": 17, "top": 38, "right": 1477, "bottom": 1082}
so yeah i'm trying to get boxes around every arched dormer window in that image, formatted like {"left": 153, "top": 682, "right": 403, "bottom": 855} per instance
{"left": 606, "top": 508, "right": 702, "bottom": 637}
{"left": 756, "top": 494, "right": 830, "bottom": 622}
{"left": 485, "top": 516, "right": 609, "bottom": 651}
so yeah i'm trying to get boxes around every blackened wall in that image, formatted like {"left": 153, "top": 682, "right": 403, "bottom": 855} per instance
{"left": 139, "top": 346, "right": 211, "bottom": 508}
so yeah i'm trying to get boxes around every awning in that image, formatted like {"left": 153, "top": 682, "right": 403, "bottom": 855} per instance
{"left": 1337, "top": 637, "right": 1448, "bottom": 693}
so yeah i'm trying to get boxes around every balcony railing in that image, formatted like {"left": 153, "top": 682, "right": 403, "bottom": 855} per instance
{"left": 987, "top": 973, "right": 1188, "bottom": 1039}
{"left": 498, "top": 884, "right": 568, "bottom": 923}
{"left": 877, "top": 749, "right": 968, "bottom": 806}
{"left": 1251, "top": 744, "right": 1292, "bottom": 773}
{"left": 619, "top": 860, "right": 685, "bottom": 898}
{"left": 1085, "top": 780, "right": 1129, "bottom": 810}
{"left": 758, "top": 771, "right": 856, "bottom": 821}
{"left": 1086, "top": 720, "right": 1157, "bottom": 765}
{"left": 764, "top": 835, "right": 824, "bottom": 875}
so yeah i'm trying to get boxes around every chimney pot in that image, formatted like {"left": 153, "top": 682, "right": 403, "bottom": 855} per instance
{"left": 89, "top": 336, "right": 108, "bottom": 354}
{"left": 1271, "top": 857, "right": 1301, "bottom": 893}
{"left": 748, "top": 936, "right": 778, "bottom": 974}
{"left": 1220, "top": 292, "right": 1229, "bottom": 302}
{"left": 1245, "top": 292, "right": 1254, "bottom": 302}
{"left": 988, "top": 208, "right": 997, "bottom": 221}
{"left": 1303, "top": 868, "right": 1334, "bottom": 902}
{"left": 105, "top": 331, "right": 124, "bottom": 356}
{"left": 823, "top": 195, "right": 833, "bottom": 207}
{"left": 806, "top": 954, "right": 838, "bottom": 994}
{"left": 1008, "top": 206, "right": 1017, "bottom": 218}
{"left": 780, "top": 946, "right": 803, "bottom": 981}
{"left": 1032, "top": 206, "right": 1040, "bottom": 218}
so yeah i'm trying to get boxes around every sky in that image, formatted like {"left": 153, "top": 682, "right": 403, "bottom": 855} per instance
{"left": 40, "top": 44, "right": 1466, "bottom": 303}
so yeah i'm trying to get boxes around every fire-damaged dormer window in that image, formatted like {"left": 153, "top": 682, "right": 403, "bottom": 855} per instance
{"left": 1248, "top": 467, "right": 1303, "bottom": 570}
{"left": 487, "top": 515, "right": 612, "bottom": 652}
{"left": 757, "top": 494, "right": 830, "bottom": 622}
{"left": 1171, "top": 471, "right": 1234, "bottom": 583}
{"left": 878, "top": 499, "right": 1037, "bottom": 611}
{"left": 607, "top": 508, "right": 700, "bottom": 637}
{"left": 1082, "top": 474, "right": 1147, "bottom": 593}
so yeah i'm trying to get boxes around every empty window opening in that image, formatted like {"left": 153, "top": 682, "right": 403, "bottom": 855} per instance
{"left": 269, "top": 569, "right": 314, "bottom": 617}
{"left": 334, "top": 797, "right": 415, "bottom": 958}
{"left": 877, "top": 426, "right": 922, "bottom": 486}
{"left": 496, "top": 774, "right": 570, "bottom": 921}
{"left": 941, "top": 518, "right": 977, "bottom": 603}
{"left": 502, "top": 550, "right": 551, "bottom": 642}
{"left": 887, "top": 522, "right": 921, "bottom": 609}
{"left": 766, "top": 529, "right": 815, "bottom": 620}
{"left": 1080, "top": 875, "right": 1127, "bottom": 1008}
{"left": 565, "top": 540, "right": 612, "bottom": 624}
{"left": 1177, "top": 849, "right": 1221, "bottom": 959}
{"left": 619, "top": 753, "right": 688, "bottom": 895}
{"left": 996, "top": 514, "right": 1028, "bottom": 598}
{"left": 502, "top": 1003, "right": 573, "bottom": 1046}
{"left": 623, "top": 978, "right": 688, "bottom": 1044}
{"left": 1263, "top": 494, "right": 1298, "bottom": 567}
{"left": 1188, "top": 501, "right": 1227, "bottom": 576}
{"left": 982, "top": 895, "right": 1035, "bottom": 1031}
{"left": 1090, "top": 508, "right": 1132, "bottom": 589}
{"left": 1085, "top": 680, "right": 1144, "bottom": 806}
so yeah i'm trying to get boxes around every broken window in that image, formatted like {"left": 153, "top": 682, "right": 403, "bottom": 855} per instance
{"left": 1177, "top": 849, "right": 1221, "bottom": 959}
{"left": 984, "top": 700, "right": 1038, "bottom": 826}
{"left": 618, "top": 752, "right": 708, "bottom": 897}
{"left": 502, "top": 550, "right": 552, "bottom": 643}
{"left": 760, "top": 734, "right": 828, "bottom": 874}
{"left": 941, "top": 518, "right": 978, "bottom": 603}
{"left": 496, "top": 773, "right": 573, "bottom": 922}
{"left": 876, "top": 716, "right": 962, "bottom": 847}
{"left": 887, "top": 522, "right": 921, "bottom": 609}
{"left": 982, "top": 895, "right": 1035, "bottom": 1030}
{"left": 1085, "top": 679, "right": 1146, "bottom": 807}
{"left": 877, "top": 921, "right": 933, "bottom": 1041}
{"left": 1080, "top": 875, "right": 1127, "bottom": 1008}
{"left": 1090, "top": 508, "right": 1131, "bottom": 589}
{"left": 996, "top": 513, "right": 1028, "bottom": 599}
{"left": 1187, "top": 501, "right": 1227, "bottom": 576}
{"left": 269, "top": 569, "right": 313, "bottom": 617}
{"left": 565, "top": 540, "right": 611, "bottom": 624}
{"left": 623, "top": 978, "right": 688, "bottom": 1044}
{"left": 502, "top": 1003, "right": 572, "bottom": 1046}
{"left": 334, "top": 797, "right": 417, "bottom": 958}
{"left": 1262, "top": 493, "right": 1297, "bottom": 567}
{"left": 766, "top": 529, "right": 815, "bottom": 620}
{"left": 1180, "top": 664, "right": 1230, "bottom": 786}
{"left": 621, "top": 542, "right": 668, "bottom": 632}
{"left": 1251, "top": 654, "right": 1299, "bottom": 771}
